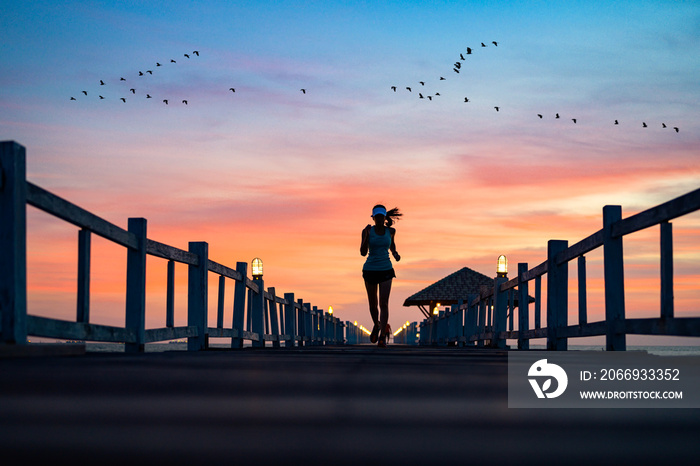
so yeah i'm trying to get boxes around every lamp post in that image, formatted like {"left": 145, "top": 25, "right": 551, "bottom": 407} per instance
{"left": 497, "top": 255, "right": 508, "bottom": 278}
{"left": 251, "top": 258, "right": 264, "bottom": 348}
{"left": 493, "top": 255, "right": 508, "bottom": 349}
{"left": 252, "top": 257, "right": 263, "bottom": 280}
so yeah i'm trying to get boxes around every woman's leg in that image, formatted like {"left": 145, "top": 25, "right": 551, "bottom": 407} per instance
{"left": 377, "top": 278, "right": 392, "bottom": 341}
{"left": 364, "top": 279, "right": 379, "bottom": 327}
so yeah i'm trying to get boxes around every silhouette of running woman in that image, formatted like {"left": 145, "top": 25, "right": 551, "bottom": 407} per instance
{"left": 360, "top": 204, "right": 401, "bottom": 347}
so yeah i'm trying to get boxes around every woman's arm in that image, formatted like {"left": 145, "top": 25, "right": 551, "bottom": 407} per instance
{"left": 390, "top": 228, "right": 400, "bottom": 261}
{"left": 360, "top": 224, "right": 371, "bottom": 256}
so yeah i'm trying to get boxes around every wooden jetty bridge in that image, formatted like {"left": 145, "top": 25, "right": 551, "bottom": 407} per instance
{"left": 3, "top": 140, "right": 699, "bottom": 352}
{"left": 2, "top": 140, "right": 700, "bottom": 463}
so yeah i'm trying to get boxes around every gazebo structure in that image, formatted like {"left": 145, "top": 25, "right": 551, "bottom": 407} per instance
{"left": 403, "top": 266, "right": 533, "bottom": 318}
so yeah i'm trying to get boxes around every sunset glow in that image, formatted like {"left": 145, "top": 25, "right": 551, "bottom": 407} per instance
{"left": 3, "top": 1, "right": 699, "bottom": 345}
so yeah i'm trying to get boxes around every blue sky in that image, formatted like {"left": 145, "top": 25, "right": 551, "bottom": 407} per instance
{"left": 2, "top": 0, "right": 699, "bottom": 343}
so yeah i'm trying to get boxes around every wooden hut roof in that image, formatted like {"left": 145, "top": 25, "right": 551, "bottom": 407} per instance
{"left": 403, "top": 267, "right": 494, "bottom": 308}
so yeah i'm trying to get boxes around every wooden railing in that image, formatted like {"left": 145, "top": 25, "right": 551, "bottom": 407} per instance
{"left": 1, "top": 141, "right": 344, "bottom": 351}
{"left": 392, "top": 322, "right": 419, "bottom": 345}
{"left": 418, "top": 187, "right": 700, "bottom": 350}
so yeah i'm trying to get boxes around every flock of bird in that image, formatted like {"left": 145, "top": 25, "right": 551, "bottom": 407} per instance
{"left": 70, "top": 45, "right": 681, "bottom": 133}
{"left": 70, "top": 50, "right": 204, "bottom": 105}
{"left": 70, "top": 49, "right": 310, "bottom": 106}
{"left": 390, "top": 41, "right": 681, "bottom": 132}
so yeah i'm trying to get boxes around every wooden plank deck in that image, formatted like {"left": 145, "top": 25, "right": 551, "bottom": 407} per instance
{"left": 0, "top": 346, "right": 698, "bottom": 464}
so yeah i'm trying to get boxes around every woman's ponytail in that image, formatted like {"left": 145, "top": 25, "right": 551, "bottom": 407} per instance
{"left": 385, "top": 207, "right": 402, "bottom": 227}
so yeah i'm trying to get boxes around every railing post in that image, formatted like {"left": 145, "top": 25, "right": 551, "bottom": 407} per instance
{"left": 231, "top": 262, "right": 247, "bottom": 348}
{"left": 0, "top": 141, "right": 27, "bottom": 345}
{"left": 166, "top": 260, "right": 175, "bottom": 327}
{"left": 603, "top": 205, "right": 626, "bottom": 351}
{"left": 312, "top": 305, "right": 319, "bottom": 346}
{"left": 298, "top": 299, "right": 306, "bottom": 346}
{"left": 268, "top": 287, "right": 280, "bottom": 348}
{"left": 477, "top": 299, "right": 486, "bottom": 347}
{"left": 547, "top": 240, "right": 568, "bottom": 351}
{"left": 251, "top": 278, "right": 265, "bottom": 348}
{"left": 660, "top": 221, "right": 674, "bottom": 319}
{"left": 187, "top": 241, "right": 208, "bottom": 351}
{"left": 534, "top": 276, "right": 542, "bottom": 329}
{"left": 125, "top": 218, "right": 147, "bottom": 353}
{"left": 517, "top": 263, "right": 529, "bottom": 350}
{"left": 284, "top": 292, "right": 296, "bottom": 348}
{"left": 304, "top": 303, "right": 312, "bottom": 345}
{"left": 465, "top": 294, "right": 477, "bottom": 346}
{"left": 76, "top": 228, "right": 91, "bottom": 324}
{"left": 437, "top": 310, "right": 446, "bottom": 346}
{"left": 508, "top": 289, "right": 514, "bottom": 332}
{"left": 456, "top": 299, "right": 464, "bottom": 347}
{"left": 216, "top": 275, "right": 226, "bottom": 329}
{"left": 492, "top": 277, "right": 508, "bottom": 349}
{"left": 578, "top": 256, "right": 587, "bottom": 325}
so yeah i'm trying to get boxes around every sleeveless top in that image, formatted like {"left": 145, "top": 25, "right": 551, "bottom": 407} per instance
{"left": 363, "top": 226, "right": 393, "bottom": 271}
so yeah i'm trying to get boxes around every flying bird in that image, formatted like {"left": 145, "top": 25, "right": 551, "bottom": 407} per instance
{"left": 70, "top": 97, "right": 76, "bottom": 100}
{"left": 100, "top": 80, "right": 105, "bottom": 85}
{"left": 453, "top": 68, "right": 460, "bottom": 73}
{"left": 555, "top": 113, "right": 560, "bottom": 119}
{"left": 460, "top": 53, "right": 466, "bottom": 60}
{"left": 130, "top": 89, "right": 135, "bottom": 94}
{"left": 492, "top": 41, "right": 498, "bottom": 46}
{"left": 193, "top": 50, "right": 199, "bottom": 56}
{"left": 146, "top": 94, "right": 152, "bottom": 98}
{"left": 146, "top": 70, "right": 153, "bottom": 74}
{"left": 494, "top": 106, "right": 500, "bottom": 111}
{"left": 300, "top": 89, "right": 306, "bottom": 94}
{"left": 184, "top": 54, "right": 190, "bottom": 58}
{"left": 466, "top": 47, "right": 472, "bottom": 54}
{"left": 406, "top": 87, "right": 411, "bottom": 92}
{"left": 419, "top": 81, "right": 425, "bottom": 86}
{"left": 120, "top": 98, "right": 126, "bottom": 103}
{"left": 454, "top": 62, "right": 461, "bottom": 69}
{"left": 464, "top": 97, "right": 470, "bottom": 102}
{"left": 171, "top": 59, "right": 176, "bottom": 63}
{"left": 156, "top": 62, "right": 161, "bottom": 67}
{"left": 481, "top": 42, "right": 487, "bottom": 47}
{"left": 229, "top": 88, "right": 236, "bottom": 92}
{"left": 674, "top": 127, "right": 679, "bottom": 132}
{"left": 537, "top": 114, "right": 543, "bottom": 118}
{"left": 572, "top": 119, "right": 577, "bottom": 123}
{"left": 182, "top": 100, "right": 188, "bottom": 105}
{"left": 99, "top": 95, "right": 104, "bottom": 99}
{"left": 440, "top": 76, "right": 446, "bottom": 80}
{"left": 163, "top": 99, "right": 168, "bottom": 104}
{"left": 120, "top": 77, "right": 126, "bottom": 81}
{"left": 139, "top": 71, "right": 144, "bottom": 76}
{"left": 419, "top": 93, "right": 424, "bottom": 99}
{"left": 614, "top": 120, "right": 619, "bottom": 125}
{"left": 427, "top": 96, "right": 433, "bottom": 100}
{"left": 662, "top": 123, "right": 667, "bottom": 128}
{"left": 642, "top": 122, "right": 647, "bottom": 127}
{"left": 391, "top": 86, "right": 396, "bottom": 91}
{"left": 82, "top": 91, "right": 87, "bottom": 96}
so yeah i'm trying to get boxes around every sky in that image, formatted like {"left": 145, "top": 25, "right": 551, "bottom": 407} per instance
{"left": 2, "top": 0, "right": 699, "bottom": 346}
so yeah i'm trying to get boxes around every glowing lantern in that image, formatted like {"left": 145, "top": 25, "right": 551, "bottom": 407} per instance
{"left": 497, "top": 255, "right": 508, "bottom": 278}
{"left": 251, "top": 257, "right": 263, "bottom": 279}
